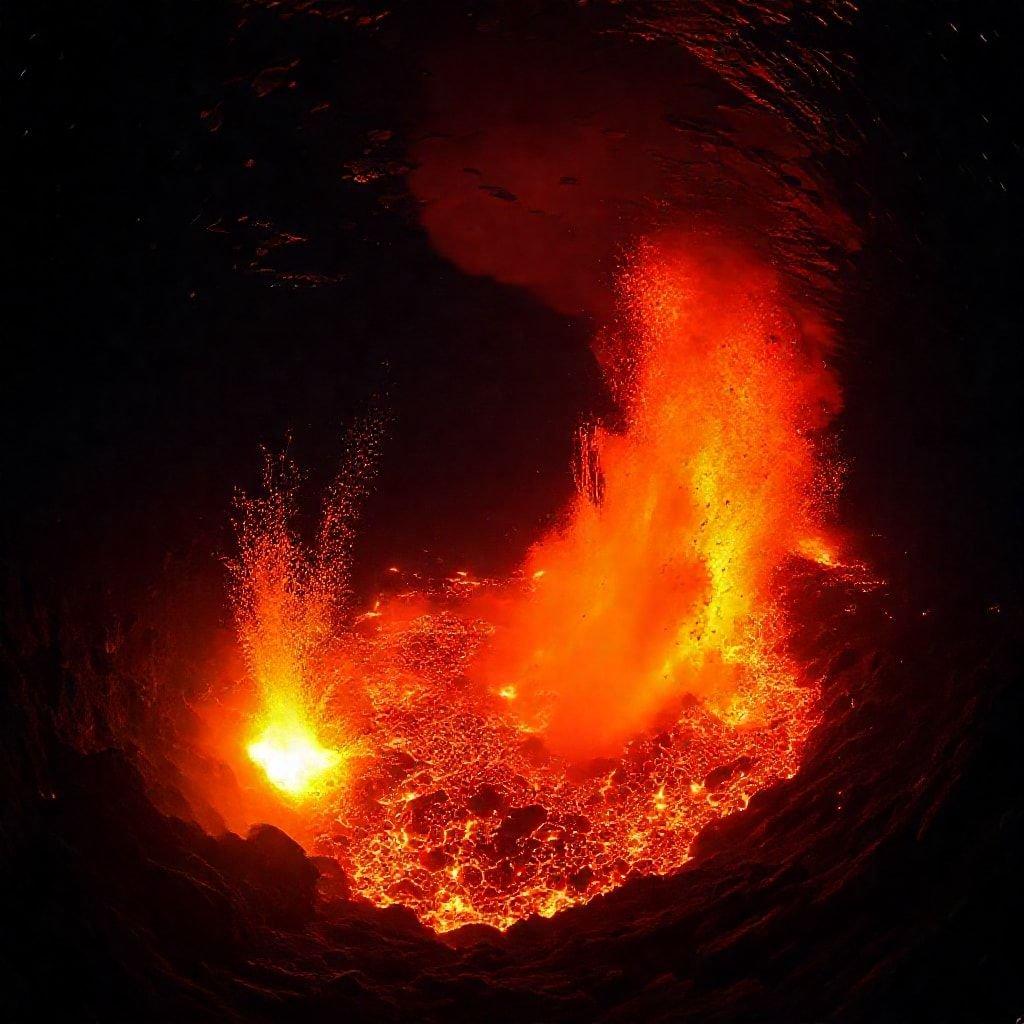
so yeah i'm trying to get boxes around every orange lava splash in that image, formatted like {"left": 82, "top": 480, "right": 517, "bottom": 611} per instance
{"left": 225, "top": 236, "right": 843, "bottom": 931}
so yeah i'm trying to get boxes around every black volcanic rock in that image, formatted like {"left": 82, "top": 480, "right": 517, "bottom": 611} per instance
{"left": 215, "top": 823, "right": 319, "bottom": 927}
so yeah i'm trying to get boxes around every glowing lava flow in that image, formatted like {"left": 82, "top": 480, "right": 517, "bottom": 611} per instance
{"left": 227, "top": 237, "right": 843, "bottom": 931}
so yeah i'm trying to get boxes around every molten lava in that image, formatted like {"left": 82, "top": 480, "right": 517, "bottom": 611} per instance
{"left": 224, "top": 236, "right": 844, "bottom": 931}
{"left": 247, "top": 716, "right": 342, "bottom": 798}
{"left": 474, "top": 239, "right": 839, "bottom": 758}
{"left": 228, "top": 452, "right": 356, "bottom": 800}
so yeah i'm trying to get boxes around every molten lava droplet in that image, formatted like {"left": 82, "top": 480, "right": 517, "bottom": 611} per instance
{"left": 247, "top": 717, "right": 342, "bottom": 797}
{"left": 796, "top": 535, "right": 841, "bottom": 568}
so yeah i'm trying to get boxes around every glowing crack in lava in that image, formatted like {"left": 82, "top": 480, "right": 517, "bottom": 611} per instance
{"left": 228, "top": 237, "right": 844, "bottom": 930}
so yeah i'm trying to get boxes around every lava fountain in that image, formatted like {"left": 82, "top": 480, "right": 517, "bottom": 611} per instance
{"left": 226, "top": 232, "right": 846, "bottom": 931}
{"left": 473, "top": 237, "right": 841, "bottom": 759}
{"left": 228, "top": 451, "right": 368, "bottom": 800}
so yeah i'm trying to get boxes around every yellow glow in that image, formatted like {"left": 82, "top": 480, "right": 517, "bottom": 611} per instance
{"left": 796, "top": 535, "right": 840, "bottom": 568}
{"left": 247, "top": 716, "right": 342, "bottom": 797}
